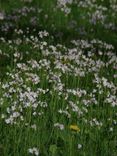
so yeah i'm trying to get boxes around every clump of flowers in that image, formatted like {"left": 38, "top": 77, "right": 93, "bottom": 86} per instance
{"left": 57, "top": 0, "right": 73, "bottom": 15}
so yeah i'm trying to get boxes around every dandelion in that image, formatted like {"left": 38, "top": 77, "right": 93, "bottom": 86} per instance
{"left": 70, "top": 125, "right": 80, "bottom": 132}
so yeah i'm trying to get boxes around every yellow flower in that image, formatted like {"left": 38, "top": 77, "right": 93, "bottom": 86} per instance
{"left": 70, "top": 125, "right": 80, "bottom": 132}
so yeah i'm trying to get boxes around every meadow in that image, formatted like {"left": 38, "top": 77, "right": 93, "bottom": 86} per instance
{"left": 0, "top": 0, "right": 117, "bottom": 156}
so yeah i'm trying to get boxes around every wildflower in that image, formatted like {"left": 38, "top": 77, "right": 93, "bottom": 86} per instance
{"left": 31, "top": 124, "right": 37, "bottom": 130}
{"left": 28, "top": 147, "right": 39, "bottom": 156}
{"left": 109, "top": 127, "right": 113, "bottom": 132}
{"left": 54, "top": 123, "right": 64, "bottom": 130}
{"left": 70, "top": 125, "right": 80, "bottom": 132}
{"left": 78, "top": 144, "right": 82, "bottom": 149}
{"left": 0, "top": 12, "right": 4, "bottom": 20}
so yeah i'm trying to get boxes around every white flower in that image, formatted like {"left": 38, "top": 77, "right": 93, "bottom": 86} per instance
{"left": 31, "top": 124, "right": 37, "bottom": 130}
{"left": 28, "top": 147, "right": 39, "bottom": 156}
{"left": 78, "top": 144, "right": 82, "bottom": 149}
{"left": 0, "top": 12, "right": 4, "bottom": 20}
{"left": 54, "top": 123, "right": 64, "bottom": 130}
{"left": 109, "top": 127, "right": 113, "bottom": 132}
{"left": 38, "top": 31, "right": 49, "bottom": 38}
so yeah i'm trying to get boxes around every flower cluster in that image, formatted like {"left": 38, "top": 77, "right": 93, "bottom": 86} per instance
{"left": 0, "top": 29, "right": 117, "bottom": 154}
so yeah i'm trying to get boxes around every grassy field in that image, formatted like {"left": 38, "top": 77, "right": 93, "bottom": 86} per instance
{"left": 0, "top": 0, "right": 117, "bottom": 156}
